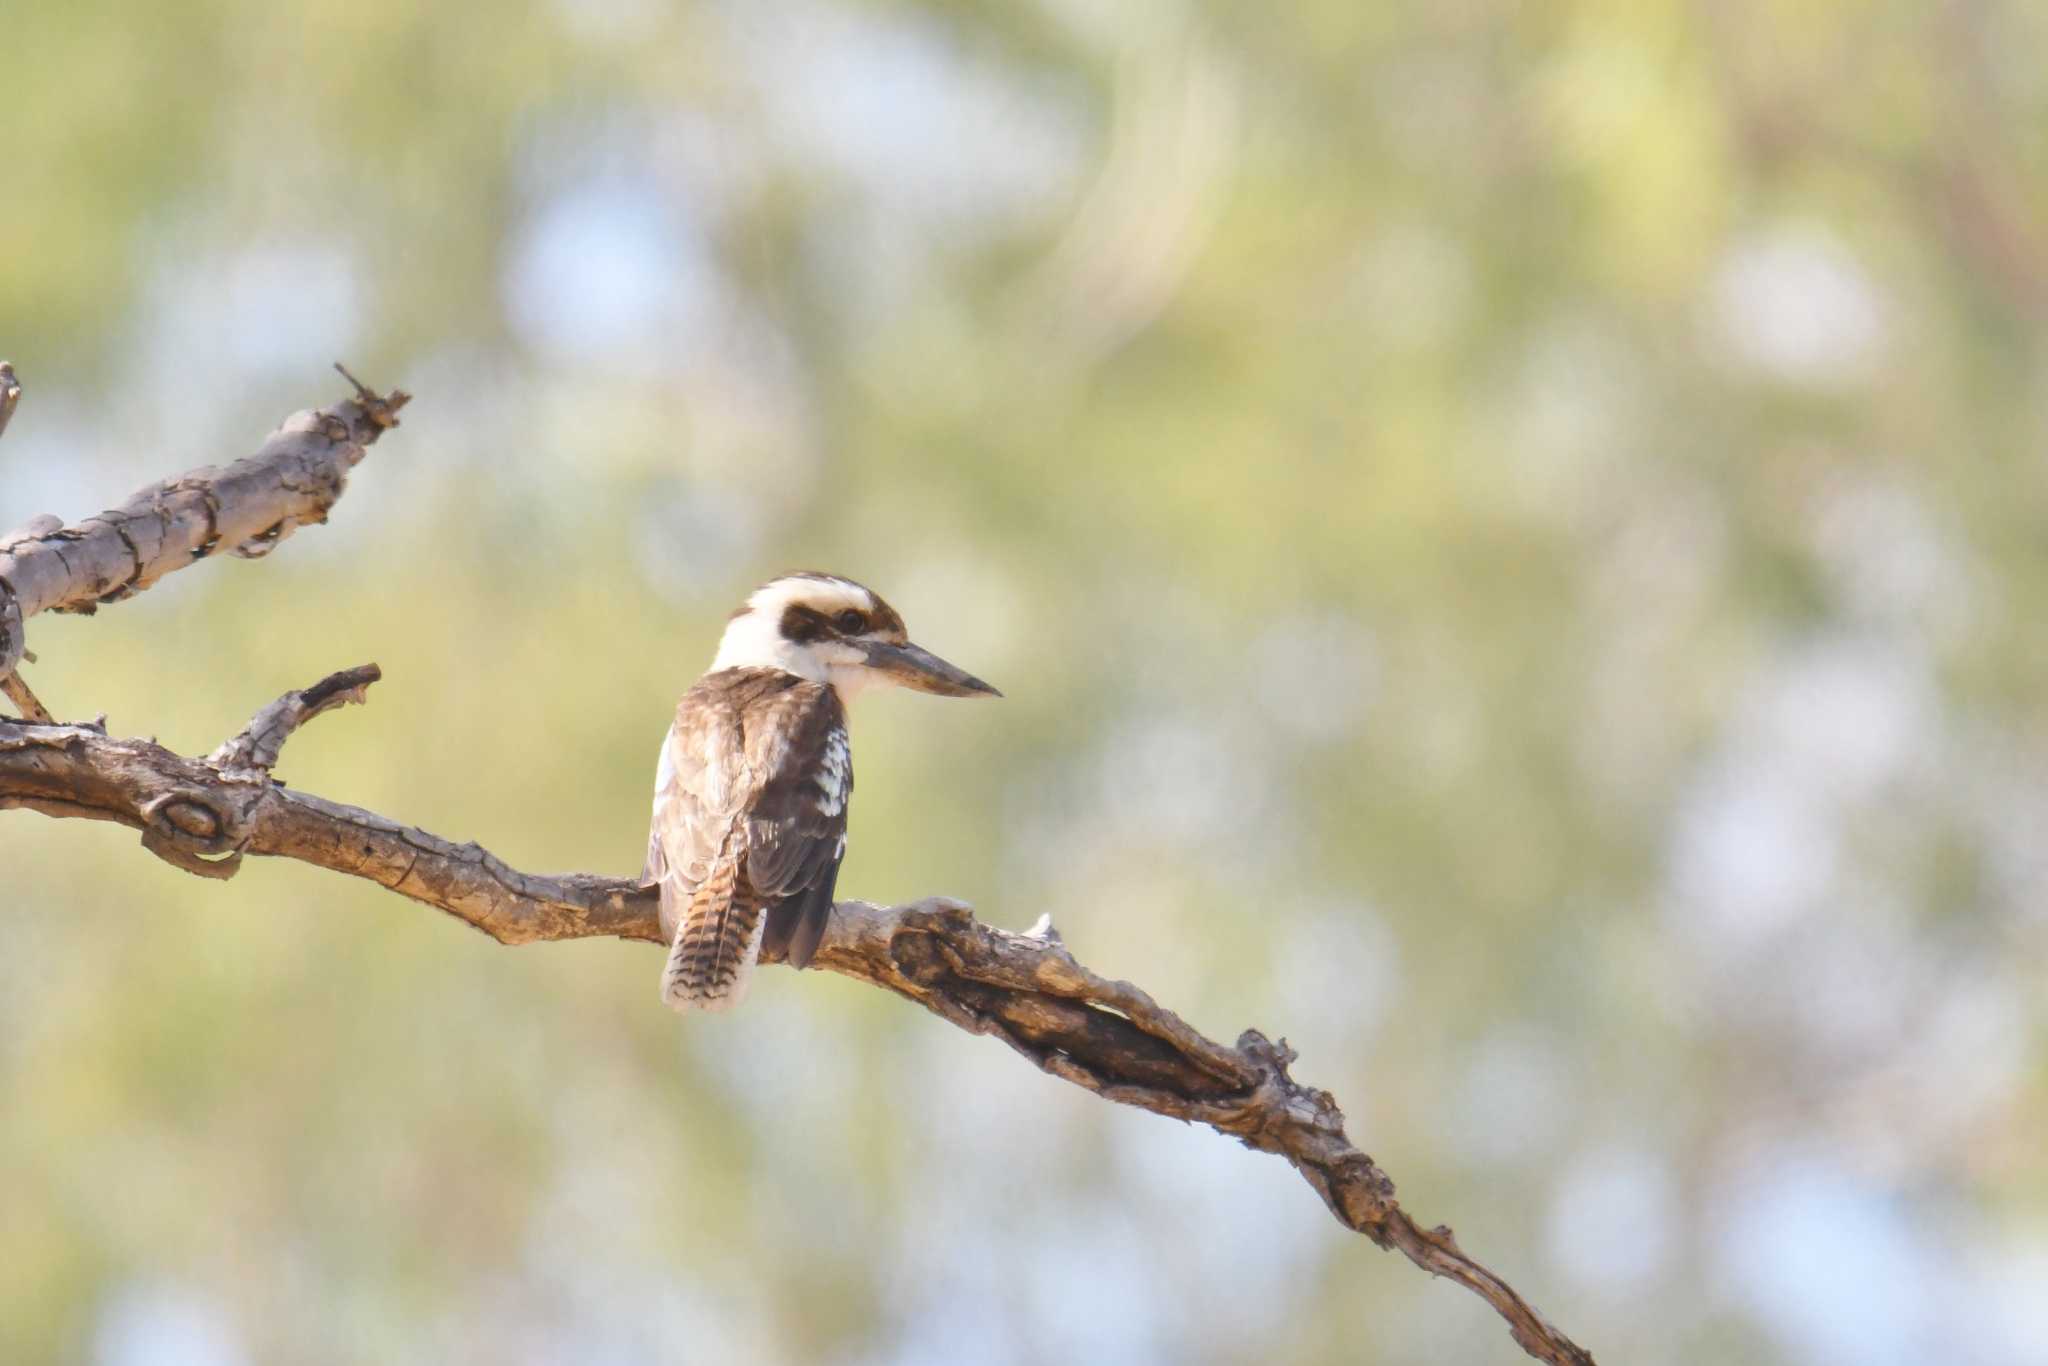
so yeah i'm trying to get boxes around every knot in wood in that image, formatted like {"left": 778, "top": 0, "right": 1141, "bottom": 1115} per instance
{"left": 159, "top": 799, "right": 220, "bottom": 841}
{"left": 140, "top": 789, "right": 245, "bottom": 855}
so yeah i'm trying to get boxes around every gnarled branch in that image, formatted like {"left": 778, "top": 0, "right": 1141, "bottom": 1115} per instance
{"left": 0, "top": 669, "right": 1596, "bottom": 1366}
{"left": 0, "top": 379, "right": 1597, "bottom": 1366}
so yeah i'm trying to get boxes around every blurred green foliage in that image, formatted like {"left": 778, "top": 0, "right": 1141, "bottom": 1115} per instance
{"left": 4, "top": 1, "right": 2047, "bottom": 1363}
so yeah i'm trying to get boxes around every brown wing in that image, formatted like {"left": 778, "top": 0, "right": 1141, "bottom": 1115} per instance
{"left": 651, "top": 670, "right": 848, "bottom": 1010}
{"left": 747, "top": 698, "right": 849, "bottom": 970}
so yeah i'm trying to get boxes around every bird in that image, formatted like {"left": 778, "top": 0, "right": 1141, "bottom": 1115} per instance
{"left": 644, "top": 572, "right": 999, "bottom": 1012}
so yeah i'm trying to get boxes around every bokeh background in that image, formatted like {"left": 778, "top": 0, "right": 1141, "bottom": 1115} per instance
{"left": 4, "top": 1, "right": 2046, "bottom": 1362}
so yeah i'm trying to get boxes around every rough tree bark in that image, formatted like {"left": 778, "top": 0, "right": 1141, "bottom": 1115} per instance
{"left": 0, "top": 371, "right": 1596, "bottom": 1366}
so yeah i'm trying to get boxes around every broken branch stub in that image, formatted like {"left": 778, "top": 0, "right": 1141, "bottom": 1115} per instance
{"left": 210, "top": 663, "right": 384, "bottom": 773}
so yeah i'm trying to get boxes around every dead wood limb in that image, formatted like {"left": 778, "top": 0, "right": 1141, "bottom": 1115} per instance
{"left": 0, "top": 369, "right": 409, "bottom": 681}
{"left": 810, "top": 898, "right": 1592, "bottom": 1365}
{"left": 210, "top": 663, "right": 383, "bottom": 773}
{"left": 0, "top": 705, "right": 655, "bottom": 944}
{"left": 0, "top": 672, "right": 1597, "bottom": 1366}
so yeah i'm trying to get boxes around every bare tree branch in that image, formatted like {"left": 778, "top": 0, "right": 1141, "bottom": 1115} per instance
{"left": 0, "top": 674, "right": 1596, "bottom": 1366}
{"left": 0, "top": 369, "right": 410, "bottom": 682}
{"left": 209, "top": 663, "right": 384, "bottom": 773}
{"left": 0, "top": 701, "right": 653, "bottom": 941}
{"left": 0, "top": 377, "right": 1597, "bottom": 1366}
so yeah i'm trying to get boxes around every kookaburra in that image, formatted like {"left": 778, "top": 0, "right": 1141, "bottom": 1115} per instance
{"left": 645, "top": 572, "right": 999, "bottom": 1012}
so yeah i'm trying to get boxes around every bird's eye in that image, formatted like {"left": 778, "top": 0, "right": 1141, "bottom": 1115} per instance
{"left": 834, "top": 609, "right": 866, "bottom": 634}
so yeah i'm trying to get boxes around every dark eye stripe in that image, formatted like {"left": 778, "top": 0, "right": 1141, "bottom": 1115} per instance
{"left": 780, "top": 604, "right": 829, "bottom": 643}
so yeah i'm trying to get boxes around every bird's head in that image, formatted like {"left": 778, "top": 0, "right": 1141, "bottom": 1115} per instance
{"left": 710, "top": 572, "right": 1001, "bottom": 704}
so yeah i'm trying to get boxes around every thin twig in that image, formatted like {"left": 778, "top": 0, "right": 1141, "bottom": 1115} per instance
{"left": 333, "top": 362, "right": 412, "bottom": 429}
{"left": 0, "top": 670, "right": 52, "bottom": 724}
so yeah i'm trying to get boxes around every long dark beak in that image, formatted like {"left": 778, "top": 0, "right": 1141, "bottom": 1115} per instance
{"left": 862, "top": 640, "right": 1002, "bottom": 698}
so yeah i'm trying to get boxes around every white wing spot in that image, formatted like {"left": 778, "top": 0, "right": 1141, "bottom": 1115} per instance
{"left": 815, "top": 726, "right": 851, "bottom": 816}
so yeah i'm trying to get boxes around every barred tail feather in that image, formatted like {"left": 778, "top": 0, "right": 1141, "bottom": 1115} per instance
{"left": 662, "top": 862, "right": 766, "bottom": 1013}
